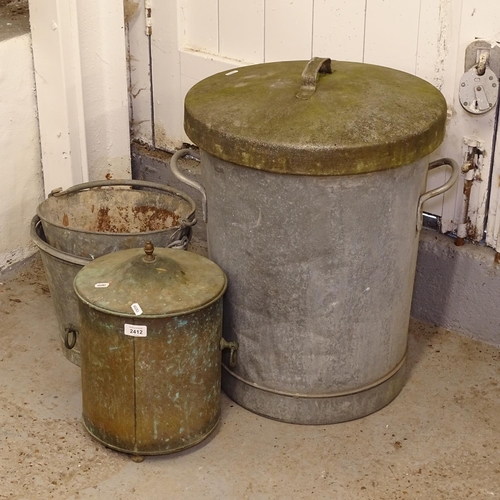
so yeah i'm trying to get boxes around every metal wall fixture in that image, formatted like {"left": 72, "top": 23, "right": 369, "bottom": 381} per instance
{"left": 456, "top": 140, "right": 485, "bottom": 246}
{"left": 459, "top": 40, "right": 500, "bottom": 115}
{"left": 456, "top": 41, "right": 500, "bottom": 248}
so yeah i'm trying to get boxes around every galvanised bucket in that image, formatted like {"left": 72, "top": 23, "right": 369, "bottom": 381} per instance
{"left": 170, "top": 57, "right": 459, "bottom": 424}
{"left": 32, "top": 179, "right": 197, "bottom": 366}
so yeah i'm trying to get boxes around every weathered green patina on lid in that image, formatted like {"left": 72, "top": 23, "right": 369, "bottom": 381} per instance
{"left": 184, "top": 58, "right": 447, "bottom": 176}
{"left": 74, "top": 243, "right": 227, "bottom": 318}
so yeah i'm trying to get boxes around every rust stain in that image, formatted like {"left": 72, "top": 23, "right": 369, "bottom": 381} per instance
{"left": 495, "top": 252, "right": 500, "bottom": 265}
{"left": 94, "top": 205, "right": 180, "bottom": 233}
{"left": 105, "top": 173, "right": 113, "bottom": 180}
{"left": 132, "top": 205, "right": 181, "bottom": 229}
{"left": 463, "top": 179, "right": 473, "bottom": 198}
{"left": 62, "top": 214, "right": 69, "bottom": 227}
{"left": 123, "top": 0, "right": 140, "bottom": 22}
{"left": 466, "top": 227, "right": 478, "bottom": 240}
{"left": 96, "top": 207, "right": 111, "bottom": 232}
{"left": 466, "top": 217, "right": 478, "bottom": 241}
{"left": 91, "top": 205, "right": 95, "bottom": 213}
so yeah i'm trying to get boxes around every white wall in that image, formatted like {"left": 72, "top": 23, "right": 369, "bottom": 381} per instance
{"left": 0, "top": 34, "right": 44, "bottom": 271}
{"left": 29, "top": 0, "right": 132, "bottom": 195}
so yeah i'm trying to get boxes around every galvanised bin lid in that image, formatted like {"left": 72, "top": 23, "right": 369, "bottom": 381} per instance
{"left": 184, "top": 58, "right": 447, "bottom": 176}
{"left": 74, "top": 242, "right": 227, "bottom": 318}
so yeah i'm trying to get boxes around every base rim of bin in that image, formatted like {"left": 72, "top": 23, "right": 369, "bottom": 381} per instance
{"left": 82, "top": 414, "right": 221, "bottom": 456}
{"left": 222, "top": 358, "right": 406, "bottom": 425}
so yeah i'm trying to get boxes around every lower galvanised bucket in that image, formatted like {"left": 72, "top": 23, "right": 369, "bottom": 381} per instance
{"left": 183, "top": 151, "right": 458, "bottom": 425}
{"left": 31, "top": 216, "right": 88, "bottom": 366}
{"left": 32, "top": 179, "right": 197, "bottom": 366}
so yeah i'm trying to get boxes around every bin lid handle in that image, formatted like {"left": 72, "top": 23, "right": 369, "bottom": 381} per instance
{"left": 296, "top": 57, "right": 332, "bottom": 100}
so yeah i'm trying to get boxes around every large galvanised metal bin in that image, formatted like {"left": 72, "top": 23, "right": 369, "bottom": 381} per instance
{"left": 171, "top": 58, "right": 459, "bottom": 424}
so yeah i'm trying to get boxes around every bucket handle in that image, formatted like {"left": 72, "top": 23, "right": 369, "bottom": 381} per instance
{"left": 416, "top": 158, "right": 459, "bottom": 231}
{"left": 170, "top": 149, "right": 207, "bottom": 223}
{"left": 31, "top": 215, "right": 91, "bottom": 266}
{"left": 49, "top": 178, "right": 194, "bottom": 202}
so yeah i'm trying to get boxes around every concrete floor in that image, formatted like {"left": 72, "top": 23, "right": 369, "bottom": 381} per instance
{"left": 0, "top": 0, "right": 29, "bottom": 43}
{"left": 1, "top": 255, "right": 500, "bottom": 499}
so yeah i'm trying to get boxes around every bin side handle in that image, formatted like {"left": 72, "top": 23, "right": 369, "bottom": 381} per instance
{"left": 416, "top": 158, "right": 459, "bottom": 231}
{"left": 170, "top": 149, "right": 207, "bottom": 223}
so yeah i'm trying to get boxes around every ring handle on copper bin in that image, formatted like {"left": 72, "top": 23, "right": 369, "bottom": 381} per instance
{"left": 64, "top": 327, "right": 78, "bottom": 350}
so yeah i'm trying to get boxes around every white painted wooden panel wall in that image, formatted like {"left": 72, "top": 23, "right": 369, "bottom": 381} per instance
{"left": 128, "top": 0, "right": 153, "bottom": 145}
{"left": 130, "top": 0, "right": 500, "bottom": 242}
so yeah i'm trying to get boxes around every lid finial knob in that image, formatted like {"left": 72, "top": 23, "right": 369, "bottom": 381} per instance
{"left": 143, "top": 241, "right": 155, "bottom": 262}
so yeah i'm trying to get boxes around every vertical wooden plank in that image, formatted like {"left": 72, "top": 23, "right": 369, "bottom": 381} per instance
{"left": 218, "top": 0, "right": 264, "bottom": 63}
{"left": 415, "top": 0, "right": 457, "bottom": 98}
{"left": 150, "top": 1, "right": 183, "bottom": 150}
{"left": 128, "top": 0, "right": 153, "bottom": 145}
{"left": 364, "top": 0, "right": 421, "bottom": 74}
{"left": 264, "top": 0, "right": 313, "bottom": 62}
{"left": 486, "top": 128, "right": 500, "bottom": 250}
{"left": 180, "top": 0, "right": 219, "bottom": 54}
{"left": 76, "top": 0, "right": 132, "bottom": 180}
{"left": 416, "top": 0, "right": 459, "bottom": 223}
{"left": 180, "top": 50, "right": 241, "bottom": 143}
{"left": 29, "top": 0, "right": 87, "bottom": 192}
{"left": 312, "top": 0, "right": 366, "bottom": 62}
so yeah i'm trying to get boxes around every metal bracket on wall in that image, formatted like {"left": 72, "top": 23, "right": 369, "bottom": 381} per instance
{"left": 145, "top": 0, "right": 152, "bottom": 35}
{"left": 464, "top": 40, "right": 500, "bottom": 77}
{"left": 459, "top": 41, "right": 500, "bottom": 115}
{"left": 455, "top": 138, "right": 485, "bottom": 246}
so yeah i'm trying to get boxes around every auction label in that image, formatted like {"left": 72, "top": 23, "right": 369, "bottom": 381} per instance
{"left": 124, "top": 324, "right": 147, "bottom": 337}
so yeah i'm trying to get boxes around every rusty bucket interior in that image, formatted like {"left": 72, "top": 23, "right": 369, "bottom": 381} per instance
{"left": 36, "top": 180, "right": 196, "bottom": 258}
